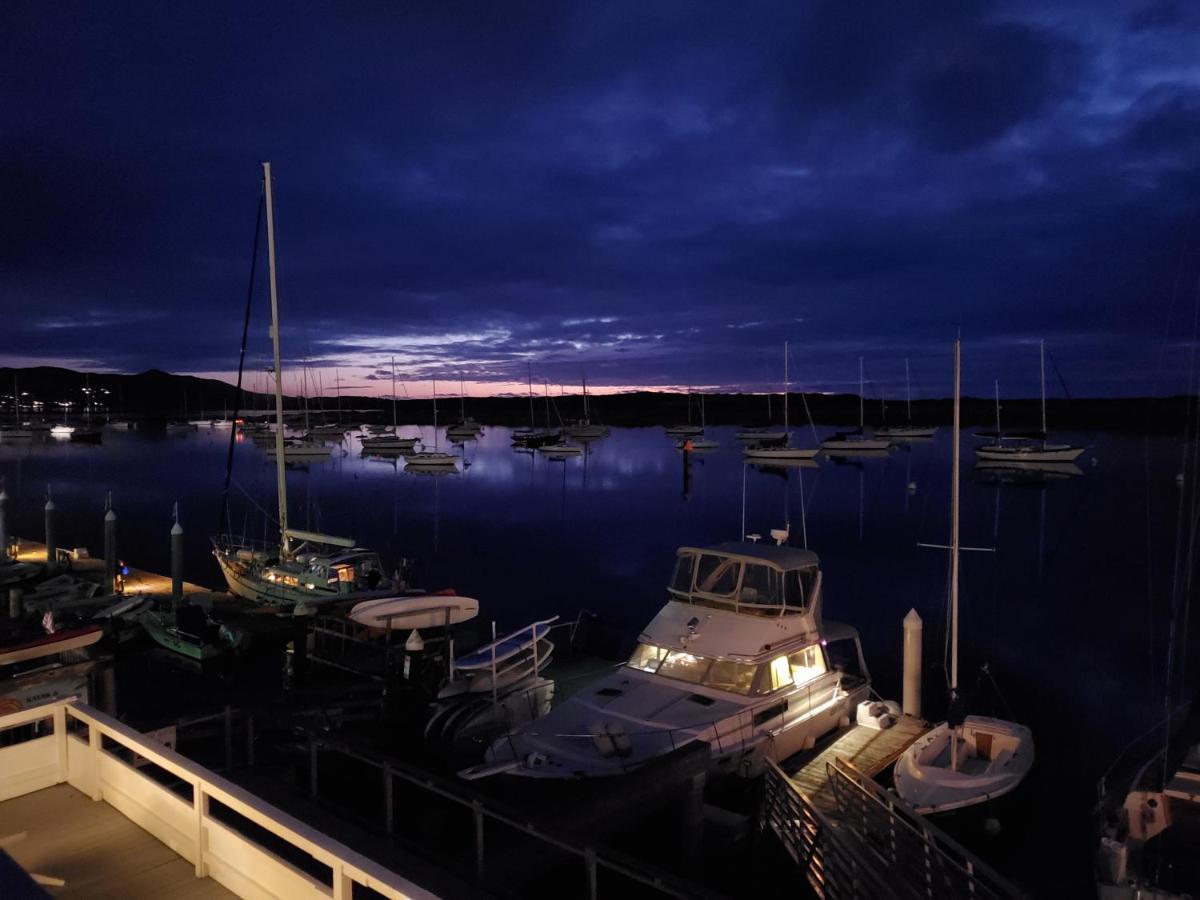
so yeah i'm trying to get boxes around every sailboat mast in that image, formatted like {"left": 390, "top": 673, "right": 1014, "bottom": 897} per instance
{"left": 783, "top": 341, "right": 790, "bottom": 433}
{"left": 262, "top": 161, "right": 290, "bottom": 555}
{"left": 582, "top": 373, "right": 588, "bottom": 421}
{"left": 391, "top": 357, "right": 397, "bottom": 428}
{"left": 432, "top": 378, "right": 438, "bottom": 449}
{"left": 905, "top": 358, "right": 912, "bottom": 423}
{"left": 858, "top": 356, "right": 865, "bottom": 431}
{"left": 950, "top": 340, "right": 961, "bottom": 695}
{"left": 460, "top": 374, "right": 466, "bottom": 421}
{"left": 994, "top": 380, "right": 1001, "bottom": 437}
{"left": 527, "top": 364, "right": 535, "bottom": 428}
{"left": 1039, "top": 339, "right": 1047, "bottom": 436}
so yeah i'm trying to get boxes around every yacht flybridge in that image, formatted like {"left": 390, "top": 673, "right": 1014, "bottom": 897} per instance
{"left": 212, "top": 163, "right": 398, "bottom": 608}
{"left": 465, "top": 538, "right": 869, "bottom": 781}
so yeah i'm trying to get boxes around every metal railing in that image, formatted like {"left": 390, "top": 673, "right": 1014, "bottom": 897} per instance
{"left": 306, "top": 732, "right": 720, "bottom": 900}
{"left": 760, "top": 757, "right": 1024, "bottom": 899}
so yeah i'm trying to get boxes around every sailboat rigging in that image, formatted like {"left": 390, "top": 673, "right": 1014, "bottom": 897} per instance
{"left": 212, "top": 163, "right": 397, "bottom": 607}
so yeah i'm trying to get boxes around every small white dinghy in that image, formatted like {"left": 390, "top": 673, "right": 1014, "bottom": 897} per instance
{"left": 349, "top": 594, "right": 479, "bottom": 630}
{"left": 893, "top": 715, "right": 1034, "bottom": 814}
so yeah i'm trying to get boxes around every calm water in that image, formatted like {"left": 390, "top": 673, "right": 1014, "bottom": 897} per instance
{"left": 0, "top": 423, "right": 1193, "bottom": 892}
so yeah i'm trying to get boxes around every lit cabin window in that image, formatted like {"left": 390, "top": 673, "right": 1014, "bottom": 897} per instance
{"left": 694, "top": 554, "right": 740, "bottom": 597}
{"left": 657, "top": 650, "right": 712, "bottom": 684}
{"left": 336, "top": 566, "right": 354, "bottom": 583}
{"left": 788, "top": 645, "right": 826, "bottom": 685}
{"left": 767, "top": 655, "right": 793, "bottom": 691}
{"left": 627, "top": 643, "right": 668, "bottom": 673}
{"left": 705, "top": 658, "right": 757, "bottom": 695}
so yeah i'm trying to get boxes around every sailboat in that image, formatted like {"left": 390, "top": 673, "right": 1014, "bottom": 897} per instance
{"left": 893, "top": 340, "right": 1034, "bottom": 814}
{"left": 512, "top": 365, "right": 560, "bottom": 447}
{"left": 212, "top": 163, "right": 397, "bottom": 608}
{"left": 877, "top": 359, "right": 938, "bottom": 439}
{"left": 821, "top": 358, "right": 892, "bottom": 453}
{"left": 565, "top": 374, "right": 610, "bottom": 439}
{"left": 976, "top": 341, "right": 1084, "bottom": 463}
{"left": 664, "top": 385, "right": 704, "bottom": 437}
{"left": 445, "top": 375, "right": 483, "bottom": 440}
{"left": 405, "top": 379, "right": 458, "bottom": 469}
{"left": 743, "top": 342, "right": 817, "bottom": 462}
{"left": 362, "top": 357, "right": 419, "bottom": 452}
{"left": 679, "top": 394, "right": 719, "bottom": 450}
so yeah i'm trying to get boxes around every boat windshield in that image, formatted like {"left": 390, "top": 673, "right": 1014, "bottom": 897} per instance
{"left": 625, "top": 643, "right": 763, "bottom": 696}
{"left": 669, "top": 551, "right": 813, "bottom": 612}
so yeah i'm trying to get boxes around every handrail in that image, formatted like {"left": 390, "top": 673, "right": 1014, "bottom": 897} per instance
{"left": 0, "top": 699, "right": 433, "bottom": 900}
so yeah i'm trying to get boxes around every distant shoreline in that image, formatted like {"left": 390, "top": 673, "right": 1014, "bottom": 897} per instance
{"left": 0, "top": 365, "right": 1192, "bottom": 433}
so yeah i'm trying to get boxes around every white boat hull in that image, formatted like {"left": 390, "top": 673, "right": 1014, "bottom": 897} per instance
{"left": 743, "top": 446, "right": 818, "bottom": 461}
{"left": 821, "top": 438, "right": 891, "bottom": 452}
{"left": 349, "top": 594, "right": 479, "bottom": 630}
{"left": 975, "top": 444, "right": 1084, "bottom": 462}
{"left": 893, "top": 716, "right": 1034, "bottom": 814}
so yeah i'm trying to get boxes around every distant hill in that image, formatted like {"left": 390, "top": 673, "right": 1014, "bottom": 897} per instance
{"left": 0, "top": 366, "right": 1190, "bottom": 432}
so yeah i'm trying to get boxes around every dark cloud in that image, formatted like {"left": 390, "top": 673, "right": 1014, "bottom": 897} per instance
{"left": 1, "top": 2, "right": 1199, "bottom": 396}
{"left": 1129, "top": 1, "right": 1184, "bottom": 32}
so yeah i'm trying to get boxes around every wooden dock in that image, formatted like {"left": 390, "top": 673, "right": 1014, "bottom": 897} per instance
{"left": 784, "top": 715, "right": 927, "bottom": 817}
{"left": 13, "top": 538, "right": 212, "bottom": 596}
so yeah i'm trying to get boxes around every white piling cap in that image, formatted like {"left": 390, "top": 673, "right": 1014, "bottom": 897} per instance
{"left": 105, "top": 509, "right": 117, "bottom": 522}
{"left": 171, "top": 522, "right": 184, "bottom": 535}
{"left": 405, "top": 629, "right": 425, "bottom": 652}
{"left": 903, "top": 608, "right": 923, "bottom": 628}
{"left": 44, "top": 498, "right": 55, "bottom": 511}
{"left": 0, "top": 489, "right": 7, "bottom": 501}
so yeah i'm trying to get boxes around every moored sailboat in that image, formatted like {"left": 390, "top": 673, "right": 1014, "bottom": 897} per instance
{"left": 212, "top": 163, "right": 399, "bottom": 609}
{"left": 893, "top": 340, "right": 1034, "bottom": 814}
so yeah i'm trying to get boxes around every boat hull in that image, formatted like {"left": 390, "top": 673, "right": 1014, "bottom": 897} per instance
{"left": 742, "top": 446, "right": 818, "bottom": 461}
{"left": 893, "top": 716, "right": 1034, "bottom": 814}
{"left": 975, "top": 444, "right": 1084, "bottom": 462}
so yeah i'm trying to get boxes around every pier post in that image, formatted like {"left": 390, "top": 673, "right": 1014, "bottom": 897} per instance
{"left": 0, "top": 485, "right": 8, "bottom": 562}
{"left": 8, "top": 588, "right": 21, "bottom": 619}
{"left": 903, "top": 608, "right": 923, "bottom": 718}
{"left": 171, "top": 503, "right": 184, "bottom": 606}
{"left": 104, "top": 495, "right": 117, "bottom": 595}
{"left": 44, "top": 489, "right": 57, "bottom": 575}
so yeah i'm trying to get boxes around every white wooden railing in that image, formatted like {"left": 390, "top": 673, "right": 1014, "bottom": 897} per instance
{"left": 0, "top": 699, "right": 436, "bottom": 899}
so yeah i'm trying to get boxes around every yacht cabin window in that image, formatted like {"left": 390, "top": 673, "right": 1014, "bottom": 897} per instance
{"left": 657, "top": 650, "right": 711, "bottom": 685}
{"left": 628, "top": 643, "right": 669, "bottom": 673}
{"left": 670, "top": 556, "right": 695, "bottom": 596}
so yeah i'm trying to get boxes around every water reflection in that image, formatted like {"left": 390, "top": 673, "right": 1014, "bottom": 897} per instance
{"left": 0, "top": 422, "right": 1192, "bottom": 881}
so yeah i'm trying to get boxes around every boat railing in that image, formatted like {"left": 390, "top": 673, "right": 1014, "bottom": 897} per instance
{"left": 0, "top": 699, "right": 431, "bottom": 899}
{"left": 760, "top": 755, "right": 1025, "bottom": 899}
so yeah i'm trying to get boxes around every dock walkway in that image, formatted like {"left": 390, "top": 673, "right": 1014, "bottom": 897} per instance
{"left": 12, "top": 538, "right": 212, "bottom": 596}
{"left": 783, "top": 715, "right": 927, "bottom": 817}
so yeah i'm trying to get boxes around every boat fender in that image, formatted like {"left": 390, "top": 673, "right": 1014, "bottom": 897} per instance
{"left": 589, "top": 722, "right": 618, "bottom": 758}
{"left": 610, "top": 727, "right": 633, "bottom": 758}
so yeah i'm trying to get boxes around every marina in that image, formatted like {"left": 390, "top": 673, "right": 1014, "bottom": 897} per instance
{"left": 6, "top": 5, "right": 1200, "bottom": 897}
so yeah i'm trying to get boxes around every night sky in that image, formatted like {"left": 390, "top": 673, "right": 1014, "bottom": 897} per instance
{"left": 4, "top": 2, "right": 1200, "bottom": 398}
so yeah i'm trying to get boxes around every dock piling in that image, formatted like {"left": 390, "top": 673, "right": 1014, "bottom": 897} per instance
{"left": 104, "top": 494, "right": 117, "bottom": 595}
{"left": 903, "top": 608, "right": 923, "bottom": 718}
{"left": 171, "top": 502, "right": 183, "bottom": 606}
{"left": 44, "top": 489, "right": 57, "bottom": 575}
{"left": 8, "top": 588, "right": 20, "bottom": 619}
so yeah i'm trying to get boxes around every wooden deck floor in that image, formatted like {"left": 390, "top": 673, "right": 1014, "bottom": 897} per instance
{"left": 784, "top": 715, "right": 927, "bottom": 817}
{"left": 13, "top": 539, "right": 212, "bottom": 596}
{"left": 0, "top": 784, "right": 232, "bottom": 899}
